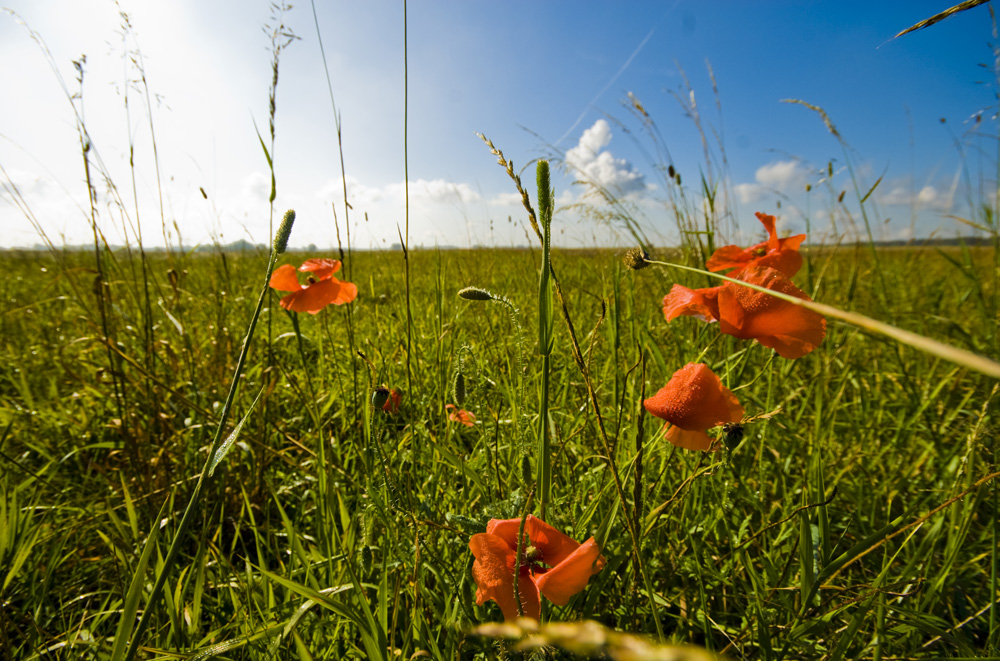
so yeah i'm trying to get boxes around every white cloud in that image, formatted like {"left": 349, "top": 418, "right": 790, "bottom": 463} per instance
{"left": 565, "top": 119, "right": 646, "bottom": 196}
{"left": 735, "top": 160, "right": 810, "bottom": 203}
{"left": 878, "top": 182, "right": 951, "bottom": 210}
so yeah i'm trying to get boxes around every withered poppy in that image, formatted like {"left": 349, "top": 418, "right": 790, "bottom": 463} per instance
{"left": 662, "top": 266, "right": 826, "bottom": 359}
{"left": 269, "top": 258, "right": 357, "bottom": 314}
{"left": 707, "top": 212, "right": 805, "bottom": 278}
{"left": 446, "top": 404, "right": 476, "bottom": 427}
{"left": 643, "top": 363, "right": 744, "bottom": 451}
{"left": 469, "top": 515, "right": 606, "bottom": 621}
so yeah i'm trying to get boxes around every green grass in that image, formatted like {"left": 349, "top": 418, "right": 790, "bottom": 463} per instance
{"left": 0, "top": 238, "right": 997, "bottom": 659}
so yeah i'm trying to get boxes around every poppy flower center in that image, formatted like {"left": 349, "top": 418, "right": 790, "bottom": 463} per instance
{"left": 520, "top": 544, "right": 548, "bottom": 573}
{"left": 306, "top": 276, "right": 317, "bottom": 285}
{"left": 753, "top": 247, "right": 767, "bottom": 257}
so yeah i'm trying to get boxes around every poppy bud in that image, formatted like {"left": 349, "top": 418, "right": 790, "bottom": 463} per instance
{"left": 360, "top": 544, "right": 373, "bottom": 574}
{"left": 623, "top": 247, "right": 649, "bottom": 271}
{"left": 521, "top": 455, "right": 533, "bottom": 487}
{"left": 805, "top": 183, "right": 812, "bottom": 193}
{"left": 274, "top": 209, "right": 295, "bottom": 254}
{"left": 454, "top": 372, "right": 466, "bottom": 407}
{"left": 458, "top": 286, "right": 493, "bottom": 301}
{"left": 371, "top": 386, "right": 390, "bottom": 410}
{"left": 675, "top": 172, "right": 682, "bottom": 186}
{"left": 668, "top": 164, "right": 676, "bottom": 179}
{"left": 722, "top": 423, "right": 745, "bottom": 451}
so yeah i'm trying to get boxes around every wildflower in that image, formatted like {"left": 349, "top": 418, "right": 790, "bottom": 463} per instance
{"left": 269, "top": 258, "right": 357, "bottom": 314}
{"left": 706, "top": 212, "right": 805, "bottom": 278}
{"left": 446, "top": 404, "right": 475, "bottom": 427}
{"left": 662, "top": 266, "right": 826, "bottom": 359}
{"left": 382, "top": 388, "right": 401, "bottom": 414}
{"left": 643, "top": 363, "right": 744, "bottom": 451}
{"left": 469, "top": 515, "right": 606, "bottom": 621}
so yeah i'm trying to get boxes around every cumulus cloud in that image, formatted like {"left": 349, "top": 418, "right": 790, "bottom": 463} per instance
{"left": 735, "top": 160, "right": 810, "bottom": 203}
{"left": 565, "top": 119, "right": 647, "bottom": 196}
{"left": 879, "top": 183, "right": 950, "bottom": 210}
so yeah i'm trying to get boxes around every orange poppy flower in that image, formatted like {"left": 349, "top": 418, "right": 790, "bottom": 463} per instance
{"left": 446, "top": 404, "right": 475, "bottom": 427}
{"left": 643, "top": 363, "right": 744, "bottom": 451}
{"left": 382, "top": 388, "right": 402, "bottom": 414}
{"left": 706, "top": 212, "right": 806, "bottom": 278}
{"left": 662, "top": 266, "right": 826, "bottom": 359}
{"left": 469, "top": 515, "right": 606, "bottom": 621}
{"left": 268, "top": 258, "right": 358, "bottom": 314}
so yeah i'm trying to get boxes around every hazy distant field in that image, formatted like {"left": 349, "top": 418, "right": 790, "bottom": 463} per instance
{"left": 1, "top": 239, "right": 997, "bottom": 659}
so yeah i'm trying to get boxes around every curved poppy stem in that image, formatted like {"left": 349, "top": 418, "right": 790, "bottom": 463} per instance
{"left": 647, "top": 259, "right": 1000, "bottom": 380}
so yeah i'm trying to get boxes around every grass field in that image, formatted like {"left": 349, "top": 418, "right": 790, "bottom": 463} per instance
{"left": 1, "top": 223, "right": 998, "bottom": 659}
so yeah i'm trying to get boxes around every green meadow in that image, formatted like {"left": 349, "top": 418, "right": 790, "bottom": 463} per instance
{"left": 1, "top": 227, "right": 998, "bottom": 659}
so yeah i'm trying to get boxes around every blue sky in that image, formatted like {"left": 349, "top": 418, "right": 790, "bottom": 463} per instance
{"left": 1, "top": 1, "right": 997, "bottom": 250}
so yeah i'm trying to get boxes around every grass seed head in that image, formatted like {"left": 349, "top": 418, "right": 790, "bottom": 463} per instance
{"left": 274, "top": 209, "right": 295, "bottom": 254}
{"left": 623, "top": 247, "right": 650, "bottom": 271}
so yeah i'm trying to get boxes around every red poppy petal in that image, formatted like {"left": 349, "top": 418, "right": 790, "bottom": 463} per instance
{"left": 469, "top": 533, "right": 540, "bottom": 620}
{"left": 666, "top": 425, "right": 718, "bottom": 451}
{"left": 643, "top": 363, "right": 744, "bottom": 431}
{"left": 533, "top": 537, "right": 606, "bottom": 607}
{"left": 756, "top": 212, "right": 781, "bottom": 252}
{"left": 330, "top": 280, "right": 358, "bottom": 305}
{"left": 278, "top": 279, "right": 340, "bottom": 314}
{"left": 755, "top": 249, "right": 803, "bottom": 278}
{"left": 269, "top": 264, "right": 302, "bottom": 292}
{"left": 705, "top": 245, "right": 751, "bottom": 272}
{"left": 299, "top": 258, "right": 341, "bottom": 280}
{"left": 717, "top": 267, "right": 826, "bottom": 358}
{"left": 663, "top": 284, "right": 723, "bottom": 322}
{"left": 525, "top": 516, "right": 581, "bottom": 567}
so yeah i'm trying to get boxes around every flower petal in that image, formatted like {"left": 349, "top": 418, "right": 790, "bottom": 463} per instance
{"left": 469, "top": 533, "right": 541, "bottom": 620}
{"left": 299, "top": 258, "right": 342, "bottom": 280}
{"left": 269, "top": 264, "right": 302, "bottom": 292}
{"left": 278, "top": 279, "right": 341, "bottom": 314}
{"left": 665, "top": 425, "right": 717, "bottom": 451}
{"left": 533, "top": 537, "right": 606, "bottom": 607}
{"left": 717, "top": 266, "right": 826, "bottom": 359}
{"left": 643, "top": 363, "right": 744, "bottom": 433}
{"left": 705, "top": 245, "right": 752, "bottom": 273}
{"left": 662, "top": 284, "right": 723, "bottom": 323}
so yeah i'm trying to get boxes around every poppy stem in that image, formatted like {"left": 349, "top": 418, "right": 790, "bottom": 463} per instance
{"left": 646, "top": 259, "right": 1000, "bottom": 379}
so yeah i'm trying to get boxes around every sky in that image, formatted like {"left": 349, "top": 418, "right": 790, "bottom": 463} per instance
{"left": 1, "top": 1, "right": 998, "bottom": 251}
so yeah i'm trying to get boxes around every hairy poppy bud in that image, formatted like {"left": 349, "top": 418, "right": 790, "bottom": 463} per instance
{"left": 454, "top": 372, "right": 466, "bottom": 407}
{"left": 274, "top": 209, "right": 295, "bottom": 254}
{"left": 722, "top": 423, "right": 745, "bottom": 451}
{"left": 668, "top": 164, "right": 676, "bottom": 179}
{"left": 371, "top": 386, "right": 390, "bottom": 410}
{"left": 458, "top": 286, "right": 493, "bottom": 301}
{"left": 360, "top": 544, "right": 373, "bottom": 574}
{"left": 521, "top": 455, "right": 533, "bottom": 487}
{"left": 623, "top": 247, "right": 649, "bottom": 271}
